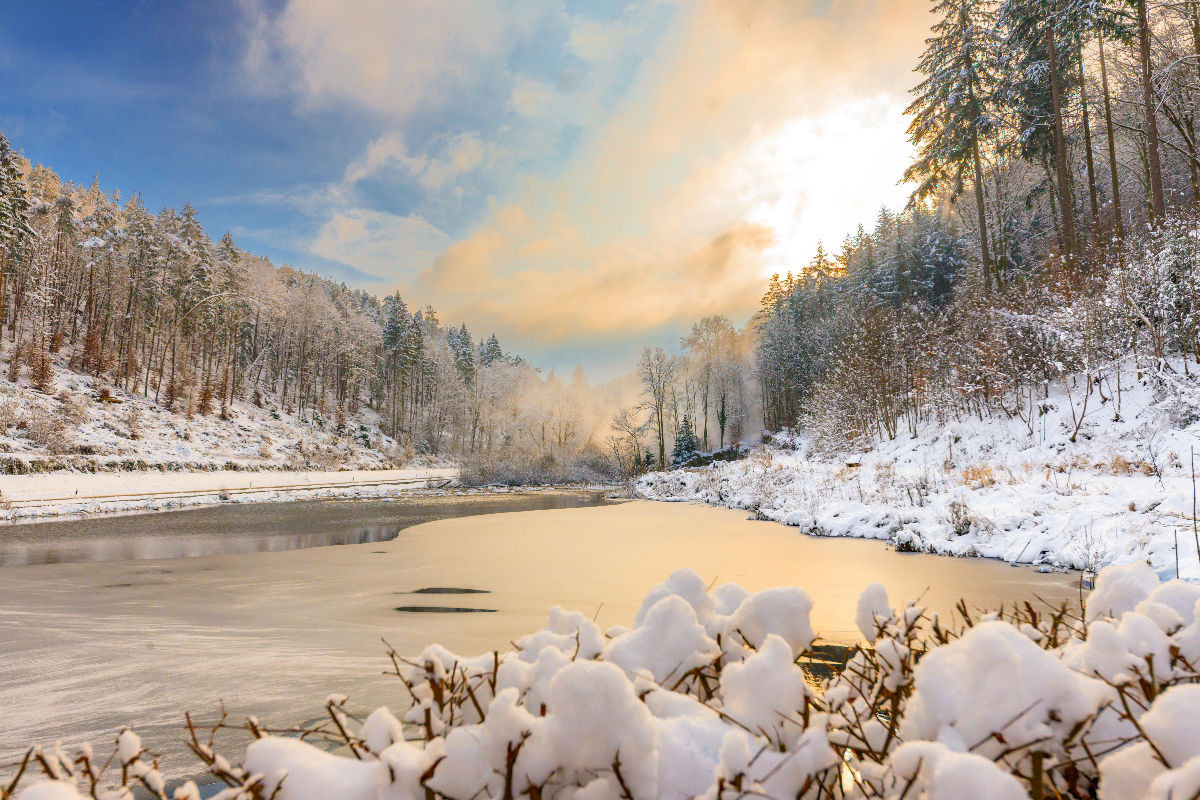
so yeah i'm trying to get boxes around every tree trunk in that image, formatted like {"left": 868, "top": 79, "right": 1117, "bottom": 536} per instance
{"left": 1079, "top": 47, "right": 1100, "bottom": 241}
{"left": 1138, "top": 0, "right": 1167, "bottom": 221}
{"left": 1046, "top": 23, "right": 1078, "bottom": 257}
{"left": 1099, "top": 33, "right": 1124, "bottom": 239}
{"left": 971, "top": 135, "right": 994, "bottom": 294}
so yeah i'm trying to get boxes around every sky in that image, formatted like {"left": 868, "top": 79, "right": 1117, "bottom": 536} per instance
{"left": 0, "top": 0, "right": 930, "bottom": 378}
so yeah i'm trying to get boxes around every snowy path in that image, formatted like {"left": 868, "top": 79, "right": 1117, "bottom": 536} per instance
{"left": 0, "top": 467, "right": 459, "bottom": 522}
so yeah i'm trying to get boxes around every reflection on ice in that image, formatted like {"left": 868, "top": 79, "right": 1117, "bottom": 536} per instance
{"left": 0, "top": 526, "right": 401, "bottom": 567}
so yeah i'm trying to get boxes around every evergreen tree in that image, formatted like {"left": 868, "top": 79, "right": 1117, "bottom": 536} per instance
{"left": 0, "top": 128, "right": 32, "bottom": 349}
{"left": 671, "top": 415, "right": 699, "bottom": 466}
{"left": 997, "top": 0, "right": 1098, "bottom": 256}
{"left": 479, "top": 333, "right": 504, "bottom": 367}
{"left": 0, "top": 133, "right": 32, "bottom": 251}
{"left": 447, "top": 322, "right": 476, "bottom": 385}
{"left": 905, "top": 0, "right": 1000, "bottom": 291}
{"left": 382, "top": 293, "right": 409, "bottom": 352}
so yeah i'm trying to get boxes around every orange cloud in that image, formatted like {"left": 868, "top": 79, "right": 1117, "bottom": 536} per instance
{"left": 251, "top": 0, "right": 931, "bottom": 365}
{"left": 410, "top": 0, "right": 928, "bottom": 353}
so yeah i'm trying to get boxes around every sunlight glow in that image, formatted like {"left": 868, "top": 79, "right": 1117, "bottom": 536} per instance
{"left": 739, "top": 95, "right": 915, "bottom": 275}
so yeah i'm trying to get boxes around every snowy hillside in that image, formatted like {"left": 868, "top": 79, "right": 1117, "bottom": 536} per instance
{"left": 0, "top": 364, "right": 436, "bottom": 475}
{"left": 639, "top": 358, "right": 1200, "bottom": 579}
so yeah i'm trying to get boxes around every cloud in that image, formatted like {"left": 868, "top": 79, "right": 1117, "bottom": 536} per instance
{"left": 414, "top": 0, "right": 928, "bottom": 356}
{"left": 240, "top": 0, "right": 932, "bottom": 372}
{"left": 243, "top": 0, "right": 535, "bottom": 118}
{"left": 509, "top": 77, "right": 555, "bottom": 118}
{"left": 425, "top": 220, "right": 774, "bottom": 340}
{"left": 310, "top": 208, "right": 452, "bottom": 279}
{"left": 344, "top": 131, "right": 490, "bottom": 191}
{"left": 568, "top": 17, "right": 630, "bottom": 62}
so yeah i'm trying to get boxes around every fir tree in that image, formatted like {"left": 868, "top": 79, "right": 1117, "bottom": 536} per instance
{"left": 905, "top": 0, "right": 1000, "bottom": 291}
{"left": 479, "top": 334, "right": 504, "bottom": 367}
{"left": 671, "top": 414, "right": 699, "bottom": 466}
{"left": 998, "top": 0, "right": 1087, "bottom": 256}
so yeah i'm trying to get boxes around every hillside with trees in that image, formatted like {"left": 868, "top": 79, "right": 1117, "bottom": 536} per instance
{"left": 633, "top": 0, "right": 1200, "bottom": 462}
{"left": 639, "top": 0, "right": 1200, "bottom": 579}
{"left": 0, "top": 136, "right": 618, "bottom": 479}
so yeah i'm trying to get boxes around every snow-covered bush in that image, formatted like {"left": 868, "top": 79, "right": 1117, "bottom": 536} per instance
{"left": 10, "top": 563, "right": 1200, "bottom": 799}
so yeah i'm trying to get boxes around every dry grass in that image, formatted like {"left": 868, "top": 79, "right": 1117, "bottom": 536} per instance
{"left": 1107, "top": 454, "right": 1156, "bottom": 476}
{"left": 959, "top": 464, "right": 997, "bottom": 489}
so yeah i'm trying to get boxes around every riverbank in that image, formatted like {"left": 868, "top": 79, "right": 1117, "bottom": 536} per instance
{"left": 638, "top": 363, "right": 1200, "bottom": 580}
{"left": 0, "top": 467, "right": 460, "bottom": 522}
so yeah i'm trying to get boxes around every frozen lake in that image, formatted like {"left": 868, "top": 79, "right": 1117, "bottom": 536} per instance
{"left": 0, "top": 491, "right": 599, "bottom": 566}
{"left": 0, "top": 495, "right": 1080, "bottom": 782}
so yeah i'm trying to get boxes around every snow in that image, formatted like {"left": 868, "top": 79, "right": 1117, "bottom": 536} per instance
{"left": 15, "top": 784, "right": 87, "bottom": 800}
{"left": 856, "top": 582, "right": 891, "bottom": 642}
{"left": 1087, "top": 561, "right": 1161, "bottom": 621}
{"left": 884, "top": 742, "right": 1027, "bottom": 800}
{"left": 902, "top": 621, "right": 1108, "bottom": 759}
{"left": 116, "top": 726, "right": 141, "bottom": 764}
{"left": 637, "top": 359, "right": 1200, "bottom": 577}
{"left": 719, "top": 634, "right": 810, "bottom": 743}
{"left": 23, "top": 560, "right": 1200, "bottom": 797}
{"left": 604, "top": 595, "right": 719, "bottom": 684}
{"left": 0, "top": 359, "right": 453, "bottom": 477}
{"left": 245, "top": 736, "right": 388, "bottom": 800}
{"left": 1098, "top": 685, "right": 1200, "bottom": 799}
{"left": 0, "top": 467, "right": 459, "bottom": 521}
{"left": 724, "top": 586, "right": 815, "bottom": 656}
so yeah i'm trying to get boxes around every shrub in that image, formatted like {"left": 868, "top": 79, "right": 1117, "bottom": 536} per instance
{"left": 24, "top": 411, "right": 74, "bottom": 454}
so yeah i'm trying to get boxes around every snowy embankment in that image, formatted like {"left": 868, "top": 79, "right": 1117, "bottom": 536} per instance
{"left": 0, "top": 365, "right": 437, "bottom": 474}
{"left": 0, "top": 468, "right": 459, "bottom": 522}
{"left": 12, "top": 563, "right": 1200, "bottom": 799}
{"left": 640, "top": 362, "right": 1200, "bottom": 579}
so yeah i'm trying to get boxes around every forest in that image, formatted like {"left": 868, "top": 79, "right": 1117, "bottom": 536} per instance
{"left": 748, "top": 0, "right": 1200, "bottom": 455}
{"left": 8, "top": 0, "right": 1200, "bottom": 484}
{"left": 0, "top": 137, "right": 650, "bottom": 481}
{"left": 0, "top": 133, "right": 763, "bottom": 482}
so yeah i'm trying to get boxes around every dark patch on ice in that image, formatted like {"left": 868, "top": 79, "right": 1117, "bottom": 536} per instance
{"left": 104, "top": 583, "right": 134, "bottom": 589}
{"left": 403, "top": 587, "right": 491, "bottom": 595}
{"left": 136, "top": 568, "right": 173, "bottom": 575}
{"left": 395, "top": 606, "right": 497, "bottom": 614}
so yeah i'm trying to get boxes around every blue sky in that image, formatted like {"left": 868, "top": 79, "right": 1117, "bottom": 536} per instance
{"left": 1, "top": 0, "right": 926, "bottom": 377}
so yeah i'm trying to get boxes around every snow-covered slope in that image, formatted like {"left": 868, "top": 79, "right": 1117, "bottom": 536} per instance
{"left": 639, "top": 359, "right": 1200, "bottom": 578}
{"left": 0, "top": 366, "right": 444, "bottom": 474}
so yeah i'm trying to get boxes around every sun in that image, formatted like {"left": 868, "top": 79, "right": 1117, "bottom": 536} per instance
{"left": 738, "top": 94, "right": 916, "bottom": 276}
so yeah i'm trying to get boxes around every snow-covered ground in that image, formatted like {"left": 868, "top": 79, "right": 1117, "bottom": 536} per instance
{"left": 12, "top": 561, "right": 1200, "bottom": 799}
{"left": 639, "top": 360, "right": 1200, "bottom": 579}
{"left": 0, "top": 467, "right": 460, "bottom": 522}
{"left": 0, "top": 364, "right": 444, "bottom": 474}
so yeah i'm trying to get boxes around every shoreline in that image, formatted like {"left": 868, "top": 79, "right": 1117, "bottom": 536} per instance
{"left": 0, "top": 468, "right": 459, "bottom": 523}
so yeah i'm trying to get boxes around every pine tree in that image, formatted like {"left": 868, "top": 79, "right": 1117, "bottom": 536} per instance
{"left": 671, "top": 414, "right": 698, "bottom": 466}
{"left": 382, "top": 294, "right": 409, "bottom": 352}
{"left": 0, "top": 134, "right": 32, "bottom": 336}
{"left": 479, "top": 334, "right": 504, "bottom": 367}
{"left": 904, "top": 0, "right": 1000, "bottom": 292}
